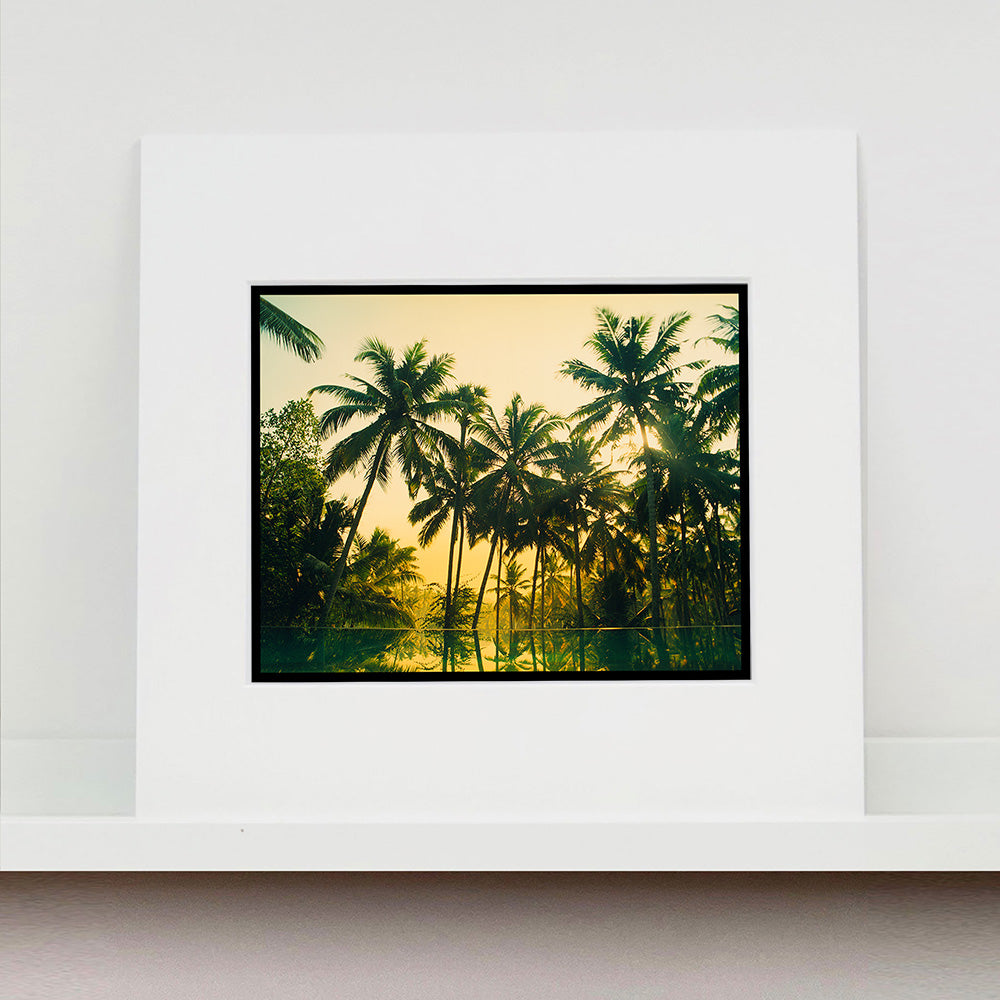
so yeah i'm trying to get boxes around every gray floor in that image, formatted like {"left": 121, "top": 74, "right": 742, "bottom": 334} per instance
{"left": 2, "top": 873, "right": 998, "bottom": 998}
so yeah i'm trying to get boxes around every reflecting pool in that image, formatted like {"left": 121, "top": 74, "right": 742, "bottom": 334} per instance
{"left": 258, "top": 626, "right": 743, "bottom": 676}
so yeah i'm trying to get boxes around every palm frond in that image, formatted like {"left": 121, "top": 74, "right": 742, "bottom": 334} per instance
{"left": 415, "top": 504, "right": 450, "bottom": 547}
{"left": 259, "top": 298, "right": 324, "bottom": 362}
{"left": 323, "top": 422, "right": 387, "bottom": 481}
{"left": 315, "top": 403, "right": 377, "bottom": 438}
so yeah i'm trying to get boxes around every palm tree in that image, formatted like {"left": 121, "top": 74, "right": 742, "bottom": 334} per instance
{"left": 467, "top": 395, "right": 563, "bottom": 628}
{"left": 350, "top": 527, "right": 422, "bottom": 594}
{"left": 500, "top": 558, "right": 529, "bottom": 632}
{"left": 291, "top": 494, "right": 352, "bottom": 623}
{"left": 646, "top": 406, "right": 739, "bottom": 626}
{"left": 408, "top": 459, "right": 462, "bottom": 550}
{"left": 580, "top": 504, "right": 644, "bottom": 592}
{"left": 519, "top": 489, "right": 562, "bottom": 629}
{"left": 562, "top": 309, "right": 692, "bottom": 629}
{"left": 303, "top": 526, "right": 420, "bottom": 627}
{"left": 259, "top": 296, "right": 324, "bottom": 362}
{"left": 696, "top": 305, "right": 741, "bottom": 441}
{"left": 541, "top": 433, "right": 623, "bottom": 629}
{"left": 539, "top": 550, "right": 571, "bottom": 627}
{"left": 436, "top": 384, "right": 489, "bottom": 628}
{"left": 406, "top": 443, "right": 484, "bottom": 645}
{"left": 344, "top": 528, "right": 422, "bottom": 628}
{"left": 310, "top": 338, "right": 455, "bottom": 619}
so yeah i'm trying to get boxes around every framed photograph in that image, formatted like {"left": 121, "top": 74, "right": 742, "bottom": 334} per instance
{"left": 137, "top": 132, "right": 862, "bottom": 823}
{"left": 253, "top": 283, "right": 749, "bottom": 682}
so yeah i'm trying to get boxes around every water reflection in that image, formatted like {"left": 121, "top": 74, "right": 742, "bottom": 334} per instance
{"left": 259, "top": 626, "right": 742, "bottom": 675}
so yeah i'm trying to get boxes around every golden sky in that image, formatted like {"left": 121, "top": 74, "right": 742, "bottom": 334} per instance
{"left": 260, "top": 289, "right": 738, "bottom": 590}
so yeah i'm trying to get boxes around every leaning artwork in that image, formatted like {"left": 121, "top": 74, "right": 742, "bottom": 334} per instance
{"left": 254, "top": 284, "right": 748, "bottom": 680}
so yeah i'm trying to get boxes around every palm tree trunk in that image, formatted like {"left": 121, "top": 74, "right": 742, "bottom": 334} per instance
{"left": 472, "top": 527, "right": 499, "bottom": 628}
{"left": 698, "top": 573, "right": 712, "bottom": 626}
{"left": 455, "top": 514, "right": 466, "bottom": 604}
{"left": 713, "top": 501, "right": 727, "bottom": 619}
{"left": 443, "top": 500, "right": 459, "bottom": 629}
{"left": 494, "top": 534, "right": 504, "bottom": 636}
{"left": 321, "top": 433, "right": 390, "bottom": 621}
{"left": 539, "top": 550, "right": 548, "bottom": 670}
{"left": 539, "top": 544, "right": 546, "bottom": 630}
{"left": 572, "top": 500, "right": 584, "bottom": 629}
{"left": 678, "top": 502, "right": 689, "bottom": 627}
{"left": 638, "top": 420, "right": 662, "bottom": 629}
{"left": 528, "top": 542, "right": 540, "bottom": 629}
{"left": 473, "top": 488, "right": 509, "bottom": 629}
{"left": 442, "top": 425, "right": 468, "bottom": 629}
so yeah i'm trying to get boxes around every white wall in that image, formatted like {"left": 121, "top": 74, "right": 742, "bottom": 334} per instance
{"left": 2, "top": 0, "right": 998, "bottom": 744}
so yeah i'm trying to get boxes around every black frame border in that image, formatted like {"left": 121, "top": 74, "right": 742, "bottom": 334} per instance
{"left": 251, "top": 283, "right": 750, "bottom": 682}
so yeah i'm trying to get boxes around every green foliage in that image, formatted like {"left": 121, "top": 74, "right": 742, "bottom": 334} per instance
{"left": 561, "top": 309, "right": 693, "bottom": 447}
{"left": 312, "top": 338, "right": 455, "bottom": 493}
{"left": 586, "top": 570, "right": 644, "bottom": 628}
{"left": 696, "top": 305, "right": 741, "bottom": 440}
{"left": 259, "top": 399, "right": 334, "bottom": 626}
{"left": 259, "top": 298, "right": 324, "bottom": 362}
{"left": 260, "top": 398, "right": 323, "bottom": 502}
{"left": 423, "top": 586, "right": 477, "bottom": 630}
{"left": 324, "top": 527, "right": 422, "bottom": 628}
{"left": 498, "top": 558, "right": 529, "bottom": 630}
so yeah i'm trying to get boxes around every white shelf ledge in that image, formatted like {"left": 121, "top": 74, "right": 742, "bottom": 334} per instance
{"left": 3, "top": 816, "right": 999, "bottom": 871}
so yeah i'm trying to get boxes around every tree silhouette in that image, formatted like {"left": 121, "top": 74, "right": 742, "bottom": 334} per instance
{"left": 500, "top": 558, "right": 529, "bottom": 632}
{"left": 644, "top": 406, "right": 739, "bottom": 626}
{"left": 436, "top": 384, "right": 489, "bottom": 628}
{"left": 466, "top": 395, "right": 563, "bottom": 629}
{"left": 541, "top": 433, "right": 623, "bottom": 628}
{"left": 562, "top": 309, "right": 692, "bottom": 628}
{"left": 310, "top": 339, "right": 454, "bottom": 619}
